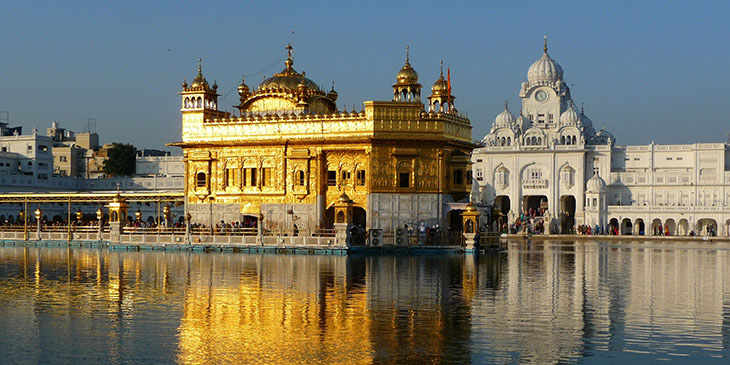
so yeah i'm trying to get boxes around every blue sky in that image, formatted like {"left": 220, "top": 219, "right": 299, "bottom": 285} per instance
{"left": 0, "top": 1, "right": 728, "bottom": 150}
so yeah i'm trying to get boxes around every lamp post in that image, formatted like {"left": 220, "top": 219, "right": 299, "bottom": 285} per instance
{"left": 257, "top": 213, "right": 264, "bottom": 246}
{"left": 34, "top": 207, "right": 42, "bottom": 240}
{"left": 185, "top": 213, "right": 192, "bottom": 244}
{"left": 96, "top": 208, "right": 104, "bottom": 241}
{"left": 20, "top": 209, "right": 27, "bottom": 241}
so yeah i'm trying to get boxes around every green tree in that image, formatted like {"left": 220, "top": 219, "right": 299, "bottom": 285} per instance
{"left": 103, "top": 143, "right": 137, "bottom": 177}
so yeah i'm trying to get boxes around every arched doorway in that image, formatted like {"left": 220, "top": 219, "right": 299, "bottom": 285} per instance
{"left": 494, "top": 195, "right": 511, "bottom": 225}
{"left": 608, "top": 218, "right": 619, "bottom": 234}
{"left": 620, "top": 218, "right": 632, "bottom": 235}
{"left": 664, "top": 218, "right": 676, "bottom": 236}
{"left": 523, "top": 195, "right": 548, "bottom": 216}
{"left": 634, "top": 219, "right": 645, "bottom": 235}
{"left": 448, "top": 210, "right": 464, "bottom": 232}
{"left": 242, "top": 214, "right": 259, "bottom": 230}
{"left": 353, "top": 207, "right": 366, "bottom": 228}
{"left": 651, "top": 219, "right": 662, "bottom": 235}
{"left": 697, "top": 218, "right": 717, "bottom": 236}
{"left": 678, "top": 219, "right": 689, "bottom": 236}
{"left": 560, "top": 195, "right": 576, "bottom": 234}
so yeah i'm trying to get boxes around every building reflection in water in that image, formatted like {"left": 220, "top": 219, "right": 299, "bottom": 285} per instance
{"left": 0, "top": 241, "right": 729, "bottom": 363}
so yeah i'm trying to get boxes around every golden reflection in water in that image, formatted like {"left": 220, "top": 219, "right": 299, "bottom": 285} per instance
{"left": 175, "top": 255, "right": 372, "bottom": 364}
{"left": 1, "top": 242, "right": 730, "bottom": 363}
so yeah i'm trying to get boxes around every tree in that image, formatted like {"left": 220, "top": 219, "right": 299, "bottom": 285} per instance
{"left": 103, "top": 143, "right": 137, "bottom": 177}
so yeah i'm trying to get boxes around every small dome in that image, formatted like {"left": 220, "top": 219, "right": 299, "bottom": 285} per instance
{"left": 326, "top": 82, "right": 338, "bottom": 101}
{"left": 494, "top": 105, "right": 516, "bottom": 128}
{"left": 586, "top": 172, "right": 607, "bottom": 193}
{"left": 257, "top": 44, "right": 321, "bottom": 93}
{"left": 237, "top": 75, "right": 249, "bottom": 96}
{"left": 516, "top": 111, "right": 531, "bottom": 132}
{"left": 527, "top": 39, "right": 563, "bottom": 84}
{"left": 580, "top": 108, "right": 596, "bottom": 136}
{"left": 395, "top": 46, "right": 418, "bottom": 85}
{"left": 396, "top": 63, "right": 418, "bottom": 85}
{"left": 191, "top": 74, "right": 209, "bottom": 89}
{"left": 431, "top": 75, "right": 447, "bottom": 95}
{"left": 560, "top": 103, "right": 580, "bottom": 125}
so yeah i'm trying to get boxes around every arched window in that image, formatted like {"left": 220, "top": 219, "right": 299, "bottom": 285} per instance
{"left": 561, "top": 136, "right": 565, "bottom": 145}
{"left": 572, "top": 136, "right": 577, "bottom": 145}
{"left": 501, "top": 137, "right": 506, "bottom": 146}
{"left": 531, "top": 136, "right": 537, "bottom": 145}
{"left": 196, "top": 172, "right": 206, "bottom": 187}
{"left": 297, "top": 170, "right": 305, "bottom": 186}
{"left": 537, "top": 137, "right": 542, "bottom": 145}
{"left": 433, "top": 100, "right": 440, "bottom": 112}
{"left": 526, "top": 137, "right": 531, "bottom": 146}
{"left": 196, "top": 97, "right": 202, "bottom": 108}
{"left": 507, "top": 137, "right": 511, "bottom": 146}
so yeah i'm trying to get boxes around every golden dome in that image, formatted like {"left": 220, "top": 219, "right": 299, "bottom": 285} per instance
{"left": 237, "top": 74, "right": 249, "bottom": 98}
{"left": 190, "top": 58, "right": 210, "bottom": 89}
{"left": 431, "top": 63, "right": 447, "bottom": 96}
{"left": 465, "top": 202, "right": 477, "bottom": 212}
{"left": 394, "top": 45, "right": 418, "bottom": 85}
{"left": 257, "top": 44, "right": 321, "bottom": 93}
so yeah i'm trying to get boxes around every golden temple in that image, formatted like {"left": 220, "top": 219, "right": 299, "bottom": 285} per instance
{"left": 172, "top": 45, "right": 474, "bottom": 232}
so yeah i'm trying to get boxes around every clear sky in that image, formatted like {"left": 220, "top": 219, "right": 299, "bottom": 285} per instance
{"left": 1, "top": 1, "right": 729, "bottom": 151}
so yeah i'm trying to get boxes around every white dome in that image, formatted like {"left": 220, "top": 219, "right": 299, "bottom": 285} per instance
{"left": 586, "top": 172, "right": 607, "bottom": 193}
{"left": 580, "top": 110, "right": 596, "bottom": 136}
{"left": 494, "top": 106, "right": 516, "bottom": 129}
{"left": 527, "top": 52, "right": 563, "bottom": 84}
{"left": 516, "top": 112, "right": 531, "bottom": 132}
{"left": 560, "top": 103, "right": 580, "bottom": 125}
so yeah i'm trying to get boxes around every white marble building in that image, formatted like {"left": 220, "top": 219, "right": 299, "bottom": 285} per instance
{"left": 472, "top": 39, "right": 730, "bottom": 236}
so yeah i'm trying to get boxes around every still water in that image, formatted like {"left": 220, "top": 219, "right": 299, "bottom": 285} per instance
{"left": 1, "top": 241, "right": 729, "bottom": 363}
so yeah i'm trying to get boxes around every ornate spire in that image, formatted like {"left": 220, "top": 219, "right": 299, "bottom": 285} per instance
{"left": 285, "top": 43, "right": 294, "bottom": 70}
{"left": 440, "top": 60, "right": 444, "bottom": 78}
{"left": 504, "top": 99, "right": 509, "bottom": 110}
{"left": 543, "top": 35, "right": 548, "bottom": 53}
{"left": 197, "top": 57, "right": 202, "bottom": 76}
{"left": 406, "top": 45, "right": 410, "bottom": 65}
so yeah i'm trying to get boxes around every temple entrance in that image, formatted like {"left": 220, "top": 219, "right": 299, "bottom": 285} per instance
{"left": 634, "top": 219, "right": 645, "bottom": 235}
{"left": 522, "top": 195, "right": 547, "bottom": 216}
{"left": 620, "top": 218, "right": 632, "bottom": 235}
{"left": 560, "top": 195, "right": 576, "bottom": 234}
{"left": 242, "top": 214, "right": 259, "bottom": 230}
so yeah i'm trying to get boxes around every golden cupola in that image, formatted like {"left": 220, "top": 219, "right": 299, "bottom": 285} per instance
{"left": 236, "top": 44, "right": 336, "bottom": 115}
{"left": 392, "top": 45, "right": 421, "bottom": 103}
{"left": 237, "top": 74, "right": 250, "bottom": 102}
{"left": 427, "top": 60, "right": 455, "bottom": 113}
{"left": 326, "top": 81, "right": 338, "bottom": 102}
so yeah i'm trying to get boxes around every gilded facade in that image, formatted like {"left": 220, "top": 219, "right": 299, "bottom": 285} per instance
{"left": 172, "top": 46, "right": 474, "bottom": 231}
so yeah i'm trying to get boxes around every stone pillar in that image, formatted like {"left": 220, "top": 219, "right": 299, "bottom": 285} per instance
{"left": 108, "top": 193, "right": 128, "bottom": 243}
{"left": 462, "top": 202, "right": 480, "bottom": 251}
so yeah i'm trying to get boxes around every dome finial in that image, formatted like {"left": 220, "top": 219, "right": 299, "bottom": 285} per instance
{"left": 581, "top": 102, "right": 584, "bottom": 114}
{"left": 285, "top": 43, "right": 294, "bottom": 70}
{"left": 440, "top": 60, "right": 444, "bottom": 77}
{"left": 543, "top": 35, "right": 548, "bottom": 53}
{"left": 197, "top": 58, "right": 202, "bottom": 75}
{"left": 504, "top": 99, "right": 509, "bottom": 110}
{"left": 331, "top": 80, "right": 335, "bottom": 91}
{"left": 406, "top": 45, "right": 410, "bottom": 65}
